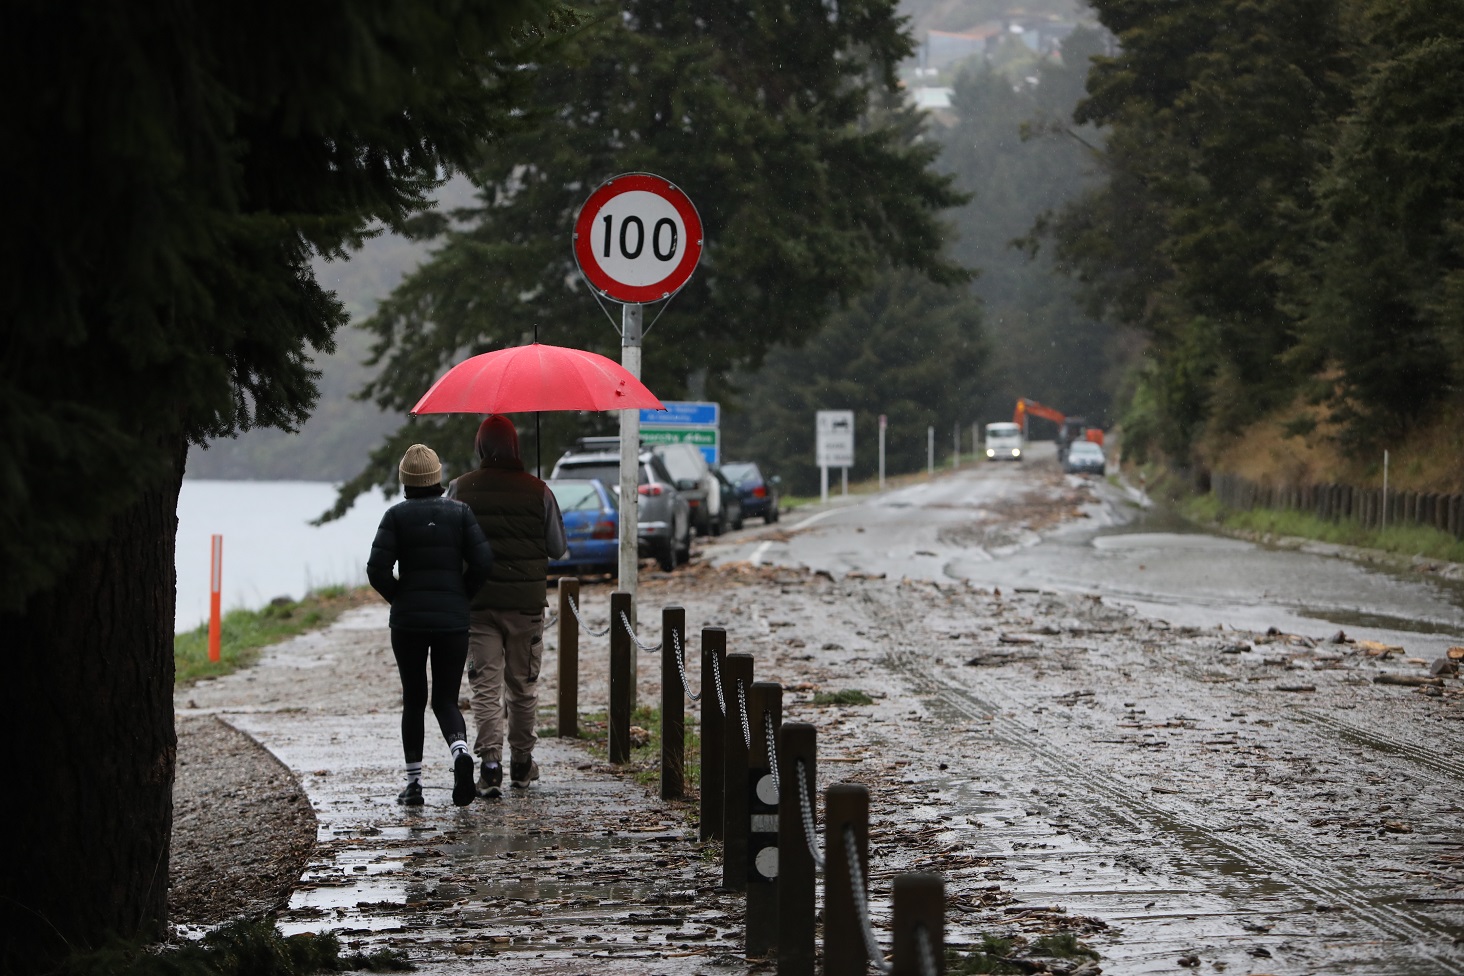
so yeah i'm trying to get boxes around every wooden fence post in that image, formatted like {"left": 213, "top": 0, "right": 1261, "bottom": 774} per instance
{"left": 746, "top": 682, "right": 782, "bottom": 956}
{"left": 557, "top": 578, "right": 579, "bottom": 739}
{"left": 777, "top": 722, "right": 817, "bottom": 976}
{"left": 609, "top": 591, "right": 633, "bottom": 764}
{"left": 722, "top": 652, "right": 754, "bottom": 891}
{"left": 891, "top": 873, "right": 945, "bottom": 976}
{"left": 661, "top": 605, "right": 686, "bottom": 800}
{"left": 700, "top": 627, "right": 727, "bottom": 841}
{"left": 825, "top": 784, "right": 870, "bottom": 976}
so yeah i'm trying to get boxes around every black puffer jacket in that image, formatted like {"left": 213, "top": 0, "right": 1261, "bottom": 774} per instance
{"left": 367, "top": 495, "right": 494, "bottom": 631}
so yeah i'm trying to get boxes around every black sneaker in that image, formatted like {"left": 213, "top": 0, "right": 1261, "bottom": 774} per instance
{"left": 452, "top": 753, "right": 476, "bottom": 806}
{"left": 397, "top": 781, "right": 424, "bottom": 806}
{"left": 477, "top": 761, "right": 503, "bottom": 799}
{"left": 510, "top": 758, "right": 540, "bottom": 789}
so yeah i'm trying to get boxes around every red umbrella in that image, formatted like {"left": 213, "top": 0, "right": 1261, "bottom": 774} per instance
{"left": 410, "top": 343, "right": 665, "bottom": 416}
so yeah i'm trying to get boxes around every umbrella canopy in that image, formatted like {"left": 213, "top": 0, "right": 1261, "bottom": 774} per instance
{"left": 410, "top": 343, "right": 665, "bottom": 416}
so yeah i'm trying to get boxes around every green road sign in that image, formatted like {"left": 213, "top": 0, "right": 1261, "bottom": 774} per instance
{"left": 640, "top": 427, "right": 717, "bottom": 447}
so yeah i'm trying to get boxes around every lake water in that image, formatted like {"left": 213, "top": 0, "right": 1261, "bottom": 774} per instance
{"left": 175, "top": 480, "right": 397, "bottom": 633}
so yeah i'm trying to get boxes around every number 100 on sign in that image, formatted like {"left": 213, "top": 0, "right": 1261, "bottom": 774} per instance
{"left": 573, "top": 173, "right": 703, "bottom": 305}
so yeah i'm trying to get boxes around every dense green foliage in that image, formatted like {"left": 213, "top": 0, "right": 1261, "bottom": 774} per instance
{"left": 1046, "top": 0, "right": 1464, "bottom": 467}
{"left": 722, "top": 271, "right": 988, "bottom": 494}
{"left": 4, "top": 0, "right": 564, "bottom": 611}
{"left": 330, "top": 0, "right": 970, "bottom": 514}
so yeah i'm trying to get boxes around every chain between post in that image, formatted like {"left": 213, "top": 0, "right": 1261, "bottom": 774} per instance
{"left": 916, "top": 924, "right": 938, "bottom": 976}
{"left": 736, "top": 679, "right": 751, "bottom": 748}
{"left": 711, "top": 653, "right": 726, "bottom": 717}
{"left": 566, "top": 594, "right": 611, "bottom": 637}
{"left": 763, "top": 710, "right": 781, "bottom": 797}
{"left": 619, "top": 609, "right": 663, "bottom": 652}
{"left": 845, "top": 823, "right": 892, "bottom": 974}
{"left": 796, "top": 758, "right": 825, "bottom": 870}
{"left": 673, "top": 630, "right": 702, "bottom": 702}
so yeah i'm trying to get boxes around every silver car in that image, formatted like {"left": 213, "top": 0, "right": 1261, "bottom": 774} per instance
{"left": 550, "top": 440, "right": 692, "bottom": 571}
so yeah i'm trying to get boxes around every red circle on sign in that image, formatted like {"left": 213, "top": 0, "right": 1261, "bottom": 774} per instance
{"left": 573, "top": 173, "right": 703, "bottom": 304}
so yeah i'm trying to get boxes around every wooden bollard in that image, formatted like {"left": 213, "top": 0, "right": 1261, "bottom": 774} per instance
{"left": 891, "top": 873, "right": 945, "bottom": 976}
{"left": 609, "top": 591, "right": 633, "bottom": 764}
{"left": 661, "top": 606, "right": 687, "bottom": 800}
{"left": 777, "top": 722, "right": 816, "bottom": 976}
{"left": 721, "top": 652, "right": 754, "bottom": 891}
{"left": 557, "top": 578, "right": 579, "bottom": 739}
{"left": 825, "top": 784, "right": 871, "bottom": 976}
{"left": 746, "top": 681, "right": 782, "bottom": 956}
{"left": 700, "top": 628, "right": 727, "bottom": 841}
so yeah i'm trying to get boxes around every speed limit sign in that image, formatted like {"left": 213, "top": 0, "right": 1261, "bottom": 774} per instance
{"left": 573, "top": 173, "right": 703, "bottom": 304}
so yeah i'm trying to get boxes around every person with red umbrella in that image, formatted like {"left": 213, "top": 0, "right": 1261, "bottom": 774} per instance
{"left": 447, "top": 416, "right": 568, "bottom": 796}
{"left": 367, "top": 444, "right": 495, "bottom": 807}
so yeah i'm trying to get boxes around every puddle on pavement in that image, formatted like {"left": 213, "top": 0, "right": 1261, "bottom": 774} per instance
{"left": 1301, "top": 604, "right": 1464, "bottom": 637}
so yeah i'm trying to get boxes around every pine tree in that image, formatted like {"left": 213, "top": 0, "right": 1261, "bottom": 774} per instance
{"left": 722, "top": 270, "right": 990, "bottom": 493}
{"left": 0, "top": 2, "right": 560, "bottom": 968}
{"left": 1303, "top": 0, "right": 1464, "bottom": 444}
{"left": 329, "top": 0, "right": 970, "bottom": 509}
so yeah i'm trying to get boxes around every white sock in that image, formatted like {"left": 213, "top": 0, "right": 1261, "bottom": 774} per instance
{"left": 405, "top": 761, "right": 422, "bottom": 785}
{"left": 449, "top": 740, "right": 469, "bottom": 759}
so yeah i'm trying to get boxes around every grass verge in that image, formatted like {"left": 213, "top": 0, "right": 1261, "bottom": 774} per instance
{"left": 1183, "top": 495, "right": 1464, "bottom": 564}
{"left": 568, "top": 704, "right": 704, "bottom": 792}
{"left": 174, "top": 585, "right": 379, "bottom": 686}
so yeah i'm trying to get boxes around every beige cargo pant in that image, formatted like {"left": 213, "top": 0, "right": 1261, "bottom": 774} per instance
{"left": 468, "top": 608, "right": 544, "bottom": 765}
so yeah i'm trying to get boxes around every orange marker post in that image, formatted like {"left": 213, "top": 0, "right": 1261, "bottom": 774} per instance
{"left": 208, "top": 534, "right": 223, "bottom": 663}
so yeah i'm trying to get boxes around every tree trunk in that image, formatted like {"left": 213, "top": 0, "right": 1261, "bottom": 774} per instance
{"left": 0, "top": 441, "right": 184, "bottom": 972}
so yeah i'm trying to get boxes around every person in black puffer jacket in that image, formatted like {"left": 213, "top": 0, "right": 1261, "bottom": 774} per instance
{"left": 368, "top": 444, "right": 494, "bottom": 807}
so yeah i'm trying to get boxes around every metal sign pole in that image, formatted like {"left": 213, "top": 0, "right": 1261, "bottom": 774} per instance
{"left": 879, "top": 414, "right": 887, "bottom": 492}
{"left": 619, "top": 304, "right": 643, "bottom": 610}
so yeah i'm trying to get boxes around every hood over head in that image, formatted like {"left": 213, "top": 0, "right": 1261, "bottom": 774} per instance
{"left": 475, "top": 415, "right": 523, "bottom": 468}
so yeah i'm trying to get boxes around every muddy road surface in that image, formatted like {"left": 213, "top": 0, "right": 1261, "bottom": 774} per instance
{"left": 183, "top": 453, "right": 1464, "bottom": 974}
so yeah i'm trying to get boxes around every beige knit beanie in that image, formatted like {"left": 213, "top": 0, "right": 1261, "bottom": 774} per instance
{"left": 399, "top": 444, "right": 442, "bottom": 487}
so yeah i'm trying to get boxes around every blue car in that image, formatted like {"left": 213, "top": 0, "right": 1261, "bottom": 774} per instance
{"left": 720, "top": 461, "right": 781, "bottom": 524}
{"left": 547, "top": 478, "right": 618, "bottom": 577}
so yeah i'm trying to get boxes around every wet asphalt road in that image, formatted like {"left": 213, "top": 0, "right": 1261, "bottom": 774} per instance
{"left": 705, "top": 447, "right": 1464, "bottom": 973}
{"left": 713, "top": 442, "right": 1464, "bottom": 661}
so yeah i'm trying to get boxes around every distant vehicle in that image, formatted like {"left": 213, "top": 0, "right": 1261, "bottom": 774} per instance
{"left": 710, "top": 466, "right": 744, "bottom": 534}
{"left": 1063, "top": 440, "right": 1106, "bottom": 475}
{"left": 984, "top": 422, "right": 1024, "bottom": 462}
{"left": 651, "top": 442, "right": 720, "bottom": 537}
{"left": 721, "top": 461, "right": 781, "bottom": 523}
{"left": 550, "top": 440, "right": 691, "bottom": 572}
{"left": 546, "top": 479, "right": 618, "bottom": 577}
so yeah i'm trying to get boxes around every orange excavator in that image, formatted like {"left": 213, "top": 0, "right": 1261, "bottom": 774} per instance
{"left": 1014, "top": 398, "right": 1103, "bottom": 459}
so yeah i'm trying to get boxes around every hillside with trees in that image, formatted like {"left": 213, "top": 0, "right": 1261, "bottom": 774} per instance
{"left": 1044, "top": 0, "right": 1464, "bottom": 491}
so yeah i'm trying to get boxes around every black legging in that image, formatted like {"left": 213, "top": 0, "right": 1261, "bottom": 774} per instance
{"left": 390, "top": 629, "right": 470, "bottom": 764}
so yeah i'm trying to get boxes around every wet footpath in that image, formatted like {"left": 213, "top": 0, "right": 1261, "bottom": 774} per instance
{"left": 177, "top": 599, "right": 753, "bottom": 976}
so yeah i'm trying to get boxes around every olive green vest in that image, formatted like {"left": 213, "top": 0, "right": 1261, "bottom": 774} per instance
{"left": 452, "top": 464, "right": 549, "bottom": 612}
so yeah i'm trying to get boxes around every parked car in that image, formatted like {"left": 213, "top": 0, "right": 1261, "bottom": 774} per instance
{"left": 984, "top": 422, "right": 1024, "bottom": 462}
{"left": 550, "top": 440, "right": 692, "bottom": 571}
{"left": 720, "top": 461, "right": 781, "bottom": 524}
{"left": 545, "top": 478, "right": 618, "bottom": 577}
{"left": 1063, "top": 439, "right": 1106, "bottom": 475}
{"left": 709, "top": 466, "right": 744, "bottom": 535}
{"left": 651, "top": 442, "right": 720, "bottom": 537}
